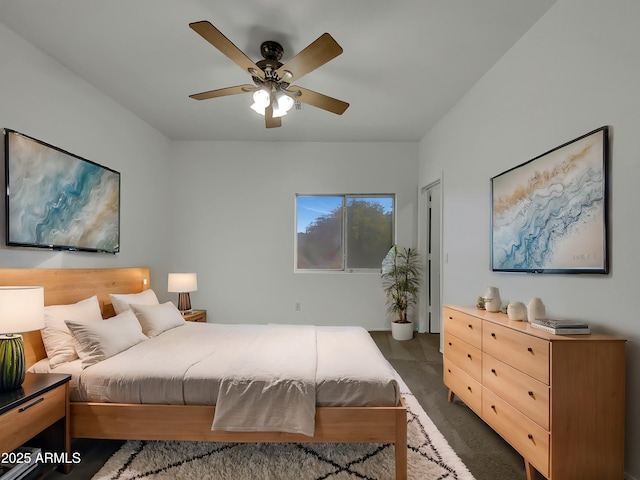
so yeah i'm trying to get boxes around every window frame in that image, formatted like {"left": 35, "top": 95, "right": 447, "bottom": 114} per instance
{"left": 294, "top": 193, "right": 396, "bottom": 273}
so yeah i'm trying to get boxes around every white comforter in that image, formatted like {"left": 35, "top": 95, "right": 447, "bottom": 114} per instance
{"left": 31, "top": 323, "right": 400, "bottom": 437}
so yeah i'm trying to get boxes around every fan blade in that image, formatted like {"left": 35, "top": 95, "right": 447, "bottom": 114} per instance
{"left": 190, "top": 21, "right": 264, "bottom": 79}
{"left": 275, "top": 33, "right": 343, "bottom": 83}
{"left": 265, "top": 103, "right": 281, "bottom": 128}
{"left": 289, "top": 86, "right": 349, "bottom": 115}
{"left": 189, "top": 84, "right": 256, "bottom": 101}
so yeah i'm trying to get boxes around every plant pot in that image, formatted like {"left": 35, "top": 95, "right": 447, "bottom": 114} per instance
{"left": 391, "top": 321, "right": 414, "bottom": 341}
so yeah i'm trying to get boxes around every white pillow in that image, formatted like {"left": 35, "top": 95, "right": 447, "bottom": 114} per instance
{"left": 110, "top": 289, "right": 159, "bottom": 315}
{"left": 130, "top": 301, "right": 186, "bottom": 337}
{"left": 65, "top": 309, "right": 147, "bottom": 369}
{"left": 42, "top": 295, "right": 103, "bottom": 368}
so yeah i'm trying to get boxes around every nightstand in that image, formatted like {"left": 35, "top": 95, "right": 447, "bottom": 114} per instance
{"left": 0, "top": 373, "right": 72, "bottom": 476}
{"left": 182, "top": 309, "right": 207, "bottom": 323}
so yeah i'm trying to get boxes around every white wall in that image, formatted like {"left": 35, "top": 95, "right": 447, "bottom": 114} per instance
{"left": 0, "top": 18, "right": 420, "bottom": 332}
{"left": 169, "top": 140, "right": 418, "bottom": 330}
{"left": 418, "top": 0, "right": 640, "bottom": 477}
{"left": 0, "top": 24, "right": 173, "bottom": 293}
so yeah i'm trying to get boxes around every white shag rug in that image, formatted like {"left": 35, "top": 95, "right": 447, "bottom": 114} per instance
{"left": 93, "top": 381, "right": 475, "bottom": 480}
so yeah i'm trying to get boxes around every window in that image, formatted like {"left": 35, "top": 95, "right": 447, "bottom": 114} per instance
{"left": 296, "top": 194, "right": 395, "bottom": 271}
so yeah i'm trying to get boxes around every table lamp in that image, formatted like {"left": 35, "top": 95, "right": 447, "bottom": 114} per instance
{"left": 168, "top": 273, "right": 198, "bottom": 314}
{"left": 0, "top": 286, "right": 45, "bottom": 392}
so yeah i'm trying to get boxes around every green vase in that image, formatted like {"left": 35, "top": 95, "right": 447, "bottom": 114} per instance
{"left": 0, "top": 336, "right": 26, "bottom": 392}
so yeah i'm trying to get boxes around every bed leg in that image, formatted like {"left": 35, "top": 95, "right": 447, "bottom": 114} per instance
{"left": 395, "top": 406, "right": 408, "bottom": 480}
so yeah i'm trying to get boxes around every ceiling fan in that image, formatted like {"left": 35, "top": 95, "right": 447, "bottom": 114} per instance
{"left": 188, "top": 21, "right": 349, "bottom": 128}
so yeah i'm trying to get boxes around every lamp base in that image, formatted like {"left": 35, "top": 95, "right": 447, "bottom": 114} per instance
{"left": 177, "top": 292, "right": 192, "bottom": 313}
{"left": 0, "top": 334, "right": 26, "bottom": 393}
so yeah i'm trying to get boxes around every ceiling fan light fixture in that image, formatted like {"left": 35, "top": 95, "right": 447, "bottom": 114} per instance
{"left": 272, "top": 107, "right": 286, "bottom": 118}
{"left": 277, "top": 93, "right": 295, "bottom": 112}
{"left": 250, "top": 88, "right": 270, "bottom": 115}
{"left": 250, "top": 103, "right": 266, "bottom": 115}
{"left": 272, "top": 92, "right": 294, "bottom": 118}
{"left": 252, "top": 89, "right": 270, "bottom": 108}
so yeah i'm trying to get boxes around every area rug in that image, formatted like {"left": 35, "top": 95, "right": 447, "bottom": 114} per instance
{"left": 92, "top": 381, "right": 475, "bottom": 480}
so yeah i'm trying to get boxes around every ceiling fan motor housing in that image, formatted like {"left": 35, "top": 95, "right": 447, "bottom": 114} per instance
{"left": 260, "top": 41, "right": 284, "bottom": 61}
{"left": 256, "top": 41, "right": 285, "bottom": 82}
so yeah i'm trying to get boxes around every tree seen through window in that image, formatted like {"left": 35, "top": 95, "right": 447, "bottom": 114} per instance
{"left": 296, "top": 195, "right": 394, "bottom": 270}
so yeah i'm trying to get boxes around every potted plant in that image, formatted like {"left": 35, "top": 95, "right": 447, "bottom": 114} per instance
{"left": 381, "top": 245, "right": 421, "bottom": 341}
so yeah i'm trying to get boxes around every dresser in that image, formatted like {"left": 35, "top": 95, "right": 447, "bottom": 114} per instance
{"left": 443, "top": 305, "right": 625, "bottom": 480}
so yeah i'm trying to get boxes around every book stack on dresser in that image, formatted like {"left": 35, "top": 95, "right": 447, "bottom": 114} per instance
{"left": 529, "top": 318, "right": 590, "bottom": 335}
{"left": 443, "top": 305, "right": 625, "bottom": 480}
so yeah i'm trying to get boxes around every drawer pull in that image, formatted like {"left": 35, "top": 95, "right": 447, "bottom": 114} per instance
{"left": 491, "top": 368, "right": 497, "bottom": 375}
{"left": 18, "top": 397, "right": 45, "bottom": 412}
{"left": 467, "top": 386, "right": 472, "bottom": 392}
{"left": 527, "top": 347, "right": 533, "bottom": 353}
{"left": 491, "top": 333, "right": 496, "bottom": 338}
{"left": 448, "top": 342, "right": 452, "bottom": 346}
{"left": 467, "top": 354, "right": 472, "bottom": 359}
{"left": 468, "top": 324, "right": 473, "bottom": 329}
{"left": 447, "top": 369, "right": 451, "bottom": 373}
{"left": 491, "top": 404, "right": 496, "bottom": 411}
{"left": 528, "top": 434, "right": 534, "bottom": 440}
{"left": 528, "top": 391, "right": 534, "bottom": 397}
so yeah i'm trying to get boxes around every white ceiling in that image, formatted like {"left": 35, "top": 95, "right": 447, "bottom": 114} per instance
{"left": 0, "top": 1, "right": 556, "bottom": 142}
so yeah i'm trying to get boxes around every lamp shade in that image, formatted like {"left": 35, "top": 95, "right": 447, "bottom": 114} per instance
{"left": 168, "top": 273, "right": 198, "bottom": 293}
{"left": 0, "top": 286, "right": 44, "bottom": 392}
{"left": 0, "top": 286, "right": 45, "bottom": 334}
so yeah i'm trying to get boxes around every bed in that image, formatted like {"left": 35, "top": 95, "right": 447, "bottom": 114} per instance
{"left": 2, "top": 268, "right": 407, "bottom": 479}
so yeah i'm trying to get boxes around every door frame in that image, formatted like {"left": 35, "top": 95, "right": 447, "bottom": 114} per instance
{"left": 417, "top": 177, "right": 443, "bottom": 336}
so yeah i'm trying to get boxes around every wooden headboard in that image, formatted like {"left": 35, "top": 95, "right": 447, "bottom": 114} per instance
{"left": 0, "top": 267, "right": 150, "bottom": 368}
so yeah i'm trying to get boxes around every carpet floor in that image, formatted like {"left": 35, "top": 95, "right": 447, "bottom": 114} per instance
{"left": 90, "top": 380, "right": 474, "bottom": 480}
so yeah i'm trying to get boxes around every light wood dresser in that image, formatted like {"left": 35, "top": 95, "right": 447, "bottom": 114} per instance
{"left": 443, "top": 305, "right": 625, "bottom": 480}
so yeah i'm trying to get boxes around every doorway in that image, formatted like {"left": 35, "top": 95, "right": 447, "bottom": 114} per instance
{"left": 419, "top": 181, "right": 442, "bottom": 335}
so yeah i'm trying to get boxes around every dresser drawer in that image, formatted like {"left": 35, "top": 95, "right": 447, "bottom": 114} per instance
{"left": 443, "top": 307, "right": 482, "bottom": 349}
{"left": 483, "top": 387, "right": 549, "bottom": 478}
{"left": 443, "top": 331, "right": 482, "bottom": 382}
{"left": 444, "top": 357, "right": 482, "bottom": 415}
{"left": 483, "top": 321, "right": 550, "bottom": 384}
{"left": 483, "top": 353, "right": 550, "bottom": 430}
{"left": 0, "top": 385, "right": 66, "bottom": 454}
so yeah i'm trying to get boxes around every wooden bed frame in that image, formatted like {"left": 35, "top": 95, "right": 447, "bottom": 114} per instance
{"left": 2, "top": 268, "right": 407, "bottom": 479}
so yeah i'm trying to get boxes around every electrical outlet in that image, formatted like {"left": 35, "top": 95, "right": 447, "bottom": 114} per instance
{"left": 295, "top": 302, "right": 301, "bottom": 311}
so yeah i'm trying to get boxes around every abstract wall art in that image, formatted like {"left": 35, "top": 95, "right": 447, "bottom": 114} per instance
{"left": 491, "top": 126, "right": 609, "bottom": 273}
{"left": 4, "top": 129, "right": 121, "bottom": 253}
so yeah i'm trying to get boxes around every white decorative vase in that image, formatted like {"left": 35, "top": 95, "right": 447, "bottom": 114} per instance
{"left": 484, "top": 286, "right": 501, "bottom": 312}
{"left": 527, "top": 297, "right": 546, "bottom": 322}
{"left": 391, "top": 321, "right": 414, "bottom": 341}
{"left": 507, "top": 302, "right": 526, "bottom": 321}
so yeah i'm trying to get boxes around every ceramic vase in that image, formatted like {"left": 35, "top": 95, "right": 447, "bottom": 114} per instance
{"left": 527, "top": 297, "right": 546, "bottom": 322}
{"left": 507, "top": 302, "right": 526, "bottom": 321}
{"left": 484, "top": 286, "right": 501, "bottom": 312}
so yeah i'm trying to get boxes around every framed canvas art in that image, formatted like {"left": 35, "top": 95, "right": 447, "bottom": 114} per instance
{"left": 491, "top": 126, "right": 609, "bottom": 274}
{"left": 4, "top": 129, "right": 120, "bottom": 253}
